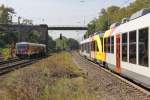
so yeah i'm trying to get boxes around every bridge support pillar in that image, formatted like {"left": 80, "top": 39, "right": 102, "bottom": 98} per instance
{"left": 40, "top": 24, "right": 49, "bottom": 53}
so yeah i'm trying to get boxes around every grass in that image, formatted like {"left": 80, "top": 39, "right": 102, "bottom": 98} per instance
{"left": 0, "top": 52, "right": 96, "bottom": 100}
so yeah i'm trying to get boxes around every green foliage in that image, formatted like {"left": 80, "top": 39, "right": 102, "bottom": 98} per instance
{"left": 95, "top": 15, "right": 108, "bottom": 32}
{"left": 3, "top": 32, "right": 20, "bottom": 44}
{"left": 0, "top": 32, "right": 19, "bottom": 49}
{"left": 0, "top": 52, "right": 96, "bottom": 100}
{"left": 86, "top": 0, "right": 150, "bottom": 37}
{"left": 67, "top": 38, "right": 79, "bottom": 50}
{"left": 87, "top": 19, "right": 97, "bottom": 35}
{"left": 27, "top": 31, "right": 40, "bottom": 43}
{"left": 0, "top": 32, "right": 6, "bottom": 48}
{"left": 56, "top": 36, "right": 68, "bottom": 50}
{"left": 0, "top": 5, "right": 15, "bottom": 24}
{"left": 0, "top": 48, "right": 11, "bottom": 60}
{"left": 55, "top": 36, "right": 79, "bottom": 51}
{"left": 47, "top": 36, "right": 56, "bottom": 52}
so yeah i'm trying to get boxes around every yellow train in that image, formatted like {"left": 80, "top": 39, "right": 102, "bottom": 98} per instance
{"left": 80, "top": 31, "right": 107, "bottom": 66}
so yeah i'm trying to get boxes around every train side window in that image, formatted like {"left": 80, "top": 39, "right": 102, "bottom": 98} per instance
{"left": 87, "top": 43, "right": 88, "bottom": 53}
{"left": 100, "top": 37, "right": 103, "bottom": 52}
{"left": 122, "top": 33, "right": 128, "bottom": 62}
{"left": 111, "top": 36, "right": 114, "bottom": 53}
{"left": 91, "top": 41, "right": 95, "bottom": 51}
{"left": 93, "top": 41, "right": 95, "bottom": 51}
{"left": 91, "top": 42, "right": 92, "bottom": 52}
{"left": 83, "top": 44, "right": 84, "bottom": 51}
{"left": 84, "top": 44, "right": 86, "bottom": 51}
{"left": 89, "top": 42, "right": 91, "bottom": 52}
{"left": 138, "top": 28, "right": 149, "bottom": 67}
{"left": 88, "top": 42, "right": 90, "bottom": 53}
{"left": 129, "top": 31, "right": 136, "bottom": 64}
{"left": 85, "top": 43, "right": 87, "bottom": 53}
{"left": 94, "top": 41, "right": 97, "bottom": 51}
{"left": 104, "top": 38, "right": 107, "bottom": 53}
{"left": 81, "top": 45, "right": 83, "bottom": 52}
{"left": 87, "top": 43, "right": 89, "bottom": 53}
{"left": 95, "top": 41, "right": 99, "bottom": 52}
{"left": 107, "top": 37, "right": 111, "bottom": 53}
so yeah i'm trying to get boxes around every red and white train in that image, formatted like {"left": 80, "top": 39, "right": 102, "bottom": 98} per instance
{"left": 16, "top": 42, "right": 46, "bottom": 58}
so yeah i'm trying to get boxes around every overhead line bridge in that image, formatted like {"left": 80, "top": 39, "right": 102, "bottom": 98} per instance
{"left": 48, "top": 25, "right": 88, "bottom": 30}
{"left": 0, "top": 24, "right": 88, "bottom": 51}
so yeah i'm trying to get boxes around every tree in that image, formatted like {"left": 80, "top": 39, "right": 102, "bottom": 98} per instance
{"left": 4, "top": 32, "right": 19, "bottom": 44}
{"left": 47, "top": 36, "right": 56, "bottom": 52}
{"left": 106, "top": 6, "right": 120, "bottom": 24}
{"left": 27, "top": 31, "right": 40, "bottom": 43}
{"left": 67, "top": 38, "right": 79, "bottom": 50}
{"left": 0, "top": 32, "right": 5, "bottom": 48}
{"left": 0, "top": 5, "right": 15, "bottom": 24}
{"left": 85, "top": 0, "right": 150, "bottom": 37}
{"left": 87, "top": 19, "right": 97, "bottom": 34}
{"left": 95, "top": 15, "right": 108, "bottom": 32}
{"left": 85, "top": 19, "right": 97, "bottom": 38}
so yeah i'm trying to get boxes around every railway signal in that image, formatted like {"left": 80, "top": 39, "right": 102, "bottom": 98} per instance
{"left": 60, "top": 33, "right": 62, "bottom": 40}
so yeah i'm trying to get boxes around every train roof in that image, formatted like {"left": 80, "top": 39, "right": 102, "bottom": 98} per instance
{"left": 110, "top": 12, "right": 150, "bottom": 36}
{"left": 130, "top": 7, "right": 150, "bottom": 21}
{"left": 103, "top": 8, "right": 150, "bottom": 37}
{"left": 16, "top": 42, "right": 46, "bottom": 47}
{"left": 81, "top": 31, "right": 105, "bottom": 44}
{"left": 80, "top": 37, "right": 92, "bottom": 44}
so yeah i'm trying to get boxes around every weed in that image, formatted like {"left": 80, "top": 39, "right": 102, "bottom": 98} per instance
{"left": 0, "top": 52, "right": 96, "bottom": 100}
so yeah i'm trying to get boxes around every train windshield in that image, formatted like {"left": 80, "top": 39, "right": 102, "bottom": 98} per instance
{"left": 17, "top": 44, "right": 28, "bottom": 50}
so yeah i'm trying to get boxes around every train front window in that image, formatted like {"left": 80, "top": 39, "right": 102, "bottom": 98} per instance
{"left": 17, "top": 44, "right": 27, "bottom": 50}
{"left": 129, "top": 31, "right": 136, "bottom": 64}
{"left": 122, "top": 33, "right": 127, "bottom": 62}
{"left": 138, "top": 28, "right": 149, "bottom": 67}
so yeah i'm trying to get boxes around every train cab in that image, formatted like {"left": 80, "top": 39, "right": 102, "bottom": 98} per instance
{"left": 92, "top": 33, "right": 105, "bottom": 65}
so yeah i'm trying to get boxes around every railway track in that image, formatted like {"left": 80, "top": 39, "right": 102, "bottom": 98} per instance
{"left": 0, "top": 58, "right": 38, "bottom": 75}
{"left": 72, "top": 52, "right": 150, "bottom": 100}
{"left": 0, "top": 58, "right": 20, "bottom": 65}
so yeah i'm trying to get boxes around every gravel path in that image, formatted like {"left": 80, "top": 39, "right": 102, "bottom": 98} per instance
{"left": 72, "top": 52, "right": 150, "bottom": 100}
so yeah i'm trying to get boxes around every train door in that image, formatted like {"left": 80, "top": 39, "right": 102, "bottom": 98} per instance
{"left": 116, "top": 34, "right": 121, "bottom": 73}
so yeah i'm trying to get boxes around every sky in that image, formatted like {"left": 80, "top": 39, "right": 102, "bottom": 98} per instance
{"left": 0, "top": 0, "right": 135, "bottom": 41}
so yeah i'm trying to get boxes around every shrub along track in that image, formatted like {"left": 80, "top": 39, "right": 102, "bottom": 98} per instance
{"left": 72, "top": 51, "right": 150, "bottom": 100}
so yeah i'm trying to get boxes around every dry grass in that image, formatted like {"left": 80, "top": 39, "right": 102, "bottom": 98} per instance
{"left": 0, "top": 52, "right": 96, "bottom": 100}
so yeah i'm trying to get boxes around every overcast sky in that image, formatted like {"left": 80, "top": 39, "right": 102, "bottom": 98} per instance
{"left": 0, "top": 0, "right": 134, "bottom": 41}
